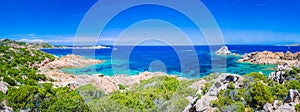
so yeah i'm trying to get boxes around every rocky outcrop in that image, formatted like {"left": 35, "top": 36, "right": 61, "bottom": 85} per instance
{"left": 39, "top": 69, "right": 176, "bottom": 94}
{"left": 273, "top": 100, "right": 283, "bottom": 110}
{"left": 184, "top": 73, "right": 243, "bottom": 112}
{"left": 263, "top": 103, "right": 273, "bottom": 112}
{"left": 0, "top": 101, "right": 13, "bottom": 112}
{"left": 238, "top": 51, "right": 300, "bottom": 66}
{"left": 215, "top": 46, "right": 231, "bottom": 55}
{"left": 0, "top": 82, "right": 8, "bottom": 94}
{"left": 268, "top": 63, "right": 292, "bottom": 84}
{"left": 285, "top": 89, "right": 299, "bottom": 103}
{"left": 275, "top": 103, "right": 296, "bottom": 112}
{"left": 40, "top": 54, "right": 103, "bottom": 69}
{"left": 37, "top": 54, "right": 188, "bottom": 93}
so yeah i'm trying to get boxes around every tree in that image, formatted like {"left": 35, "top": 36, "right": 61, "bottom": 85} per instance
{"left": 246, "top": 81, "right": 273, "bottom": 109}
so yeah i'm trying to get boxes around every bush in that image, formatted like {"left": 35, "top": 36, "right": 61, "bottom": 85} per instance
{"left": 270, "top": 82, "right": 288, "bottom": 100}
{"left": 39, "top": 87, "right": 89, "bottom": 111}
{"left": 295, "top": 104, "right": 300, "bottom": 111}
{"left": 202, "top": 81, "right": 214, "bottom": 95}
{"left": 284, "top": 80, "right": 300, "bottom": 91}
{"left": 245, "top": 72, "right": 267, "bottom": 83}
{"left": 118, "top": 84, "right": 127, "bottom": 90}
{"left": 77, "top": 84, "right": 106, "bottom": 102}
{"left": 203, "top": 73, "right": 217, "bottom": 81}
{"left": 7, "top": 85, "right": 89, "bottom": 111}
{"left": 87, "top": 76, "right": 196, "bottom": 111}
{"left": 224, "top": 102, "right": 245, "bottom": 112}
{"left": 3, "top": 76, "right": 16, "bottom": 86}
{"left": 227, "top": 82, "right": 235, "bottom": 89}
{"left": 0, "top": 92, "right": 5, "bottom": 102}
{"left": 246, "top": 81, "right": 273, "bottom": 109}
{"left": 25, "top": 79, "right": 37, "bottom": 86}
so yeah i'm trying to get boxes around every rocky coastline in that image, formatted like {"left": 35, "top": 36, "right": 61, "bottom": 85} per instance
{"left": 35, "top": 46, "right": 300, "bottom": 111}
{"left": 37, "top": 54, "right": 185, "bottom": 93}
{"left": 238, "top": 51, "right": 300, "bottom": 66}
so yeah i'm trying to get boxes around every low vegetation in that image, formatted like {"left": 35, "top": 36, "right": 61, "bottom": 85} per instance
{"left": 0, "top": 40, "right": 88, "bottom": 111}
{"left": 78, "top": 76, "right": 197, "bottom": 111}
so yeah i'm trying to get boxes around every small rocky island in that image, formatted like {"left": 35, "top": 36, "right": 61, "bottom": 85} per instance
{"left": 215, "top": 46, "right": 232, "bottom": 55}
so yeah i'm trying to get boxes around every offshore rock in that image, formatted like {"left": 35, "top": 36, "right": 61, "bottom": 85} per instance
{"left": 215, "top": 46, "right": 231, "bottom": 55}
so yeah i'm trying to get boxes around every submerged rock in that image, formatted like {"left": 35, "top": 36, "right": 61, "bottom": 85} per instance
{"left": 215, "top": 46, "right": 231, "bottom": 55}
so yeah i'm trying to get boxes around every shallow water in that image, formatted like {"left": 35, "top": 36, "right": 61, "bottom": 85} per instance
{"left": 42, "top": 45, "right": 299, "bottom": 78}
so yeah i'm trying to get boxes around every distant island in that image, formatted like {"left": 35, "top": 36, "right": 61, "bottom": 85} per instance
{"left": 285, "top": 44, "right": 300, "bottom": 46}
{"left": 0, "top": 38, "right": 111, "bottom": 49}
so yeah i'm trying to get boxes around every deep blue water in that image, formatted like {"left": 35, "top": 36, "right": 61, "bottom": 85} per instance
{"left": 42, "top": 45, "right": 299, "bottom": 78}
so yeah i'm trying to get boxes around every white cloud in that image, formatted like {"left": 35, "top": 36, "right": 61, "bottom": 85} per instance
{"left": 19, "top": 39, "right": 46, "bottom": 43}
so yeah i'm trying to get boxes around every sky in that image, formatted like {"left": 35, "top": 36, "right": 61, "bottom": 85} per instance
{"left": 0, "top": 0, "right": 300, "bottom": 45}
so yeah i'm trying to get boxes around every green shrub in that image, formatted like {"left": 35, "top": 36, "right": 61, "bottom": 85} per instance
{"left": 246, "top": 81, "right": 273, "bottom": 109}
{"left": 6, "top": 85, "right": 89, "bottom": 111}
{"left": 285, "top": 80, "right": 300, "bottom": 91}
{"left": 25, "top": 78, "right": 37, "bottom": 86}
{"left": 245, "top": 72, "right": 267, "bottom": 83}
{"left": 87, "top": 76, "right": 196, "bottom": 111}
{"left": 118, "top": 84, "right": 127, "bottom": 90}
{"left": 270, "top": 82, "right": 288, "bottom": 100}
{"left": 295, "top": 104, "right": 300, "bottom": 111}
{"left": 3, "top": 76, "right": 16, "bottom": 86}
{"left": 203, "top": 73, "right": 217, "bottom": 81}
{"left": 202, "top": 81, "right": 214, "bottom": 95}
{"left": 227, "top": 82, "right": 235, "bottom": 89}
{"left": 0, "top": 92, "right": 5, "bottom": 102}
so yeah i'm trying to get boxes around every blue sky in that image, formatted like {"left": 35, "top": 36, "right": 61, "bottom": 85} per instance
{"left": 0, "top": 0, "right": 299, "bottom": 45}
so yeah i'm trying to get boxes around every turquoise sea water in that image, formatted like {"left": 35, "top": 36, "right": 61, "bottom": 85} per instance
{"left": 42, "top": 45, "right": 299, "bottom": 79}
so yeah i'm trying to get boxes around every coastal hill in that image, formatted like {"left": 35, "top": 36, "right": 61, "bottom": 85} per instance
{"left": 0, "top": 38, "right": 54, "bottom": 49}
{"left": 0, "top": 39, "right": 300, "bottom": 111}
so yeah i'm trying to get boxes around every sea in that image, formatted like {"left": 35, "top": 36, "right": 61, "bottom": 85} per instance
{"left": 42, "top": 45, "right": 300, "bottom": 79}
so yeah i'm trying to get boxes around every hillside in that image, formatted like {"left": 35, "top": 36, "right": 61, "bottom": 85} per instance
{"left": 0, "top": 41, "right": 88, "bottom": 111}
{"left": 0, "top": 39, "right": 54, "bottom": 49}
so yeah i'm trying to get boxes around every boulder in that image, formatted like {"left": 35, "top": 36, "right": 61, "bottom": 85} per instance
{"left": 273, "top": 100, "right": 283, "bottom": 109}
{"left": 189, "top": 79, "right": 207, "bottom": 90}
{"left": 263, "top": 103, "right": 273, "bottom": 112}
{"left": 275, "top": 103, "right": 296, "bottom": 112}
{"left": 269, "top": 63, "right": 292, "bottom": 84}
{"left": 215, "top": 46, "right": 231, "bottom": 55}
{"left": 67, "top": 83, "right": 79, "bottom": 91}
{"left": 0, "top": 82, "right": 8, "bottom": 94}
{"left": 285, "top": 51, "right": 294, "bottom": 60}
{"left": 285, "top": 89, "right": 299, "bottom": 103}
{"left": 195, "top": 99, "right": 209, "bottom": 112}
